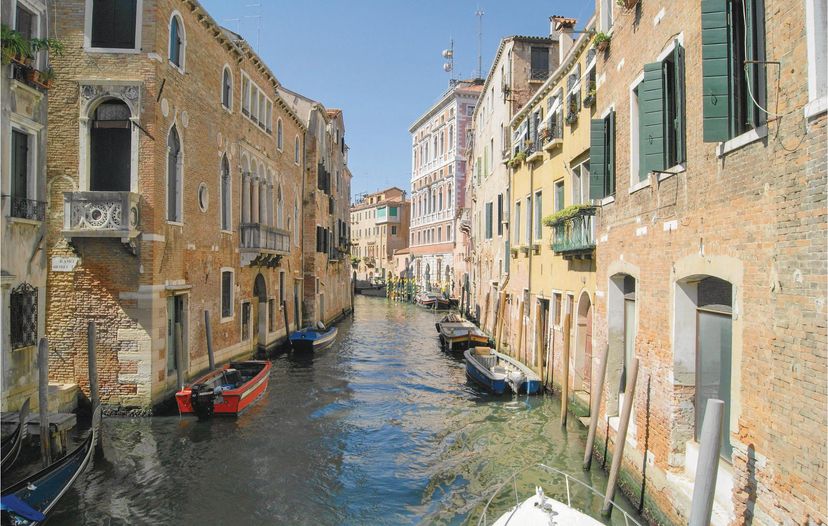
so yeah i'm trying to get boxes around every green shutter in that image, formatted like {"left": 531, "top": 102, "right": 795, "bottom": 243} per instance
{"left": 639, "top": 62, "right": 666, "bottom": 180}
{"left": 673, "top": 43, "right": 686, "bottom": 164}
{"left": 589, "top": 118, "right": 607, "bottom": 200}
{"left": 607, "top": 110, "right": 616, "bottom": 196}
{"left": 701, "top": 0, "right": 732, "bottom": 142}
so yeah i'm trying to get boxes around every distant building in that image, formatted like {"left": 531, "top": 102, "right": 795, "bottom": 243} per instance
{"left": 350, "top": 187, "right": 410, "bottom": 281}
{"left": 409, "top": 79, "right": 483, "bottom": 294}
{"left": 1, "top": 0, "right": 50, "bottom": 412}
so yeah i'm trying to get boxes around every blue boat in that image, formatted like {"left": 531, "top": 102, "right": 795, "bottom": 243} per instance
{"left": 1, "top": 406, "right": 101, "bottom": 525}
{"left": 464, "top": 347, "right": 543, "bottom": 395}
{"left": 464, "top": 347, "right": 508, "bottom": 394}
{"left": 289, "top": 324, "right": 338, "bottom": 352}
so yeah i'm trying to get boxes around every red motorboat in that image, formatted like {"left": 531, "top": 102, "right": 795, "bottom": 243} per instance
{"left": 175, "top": 360, "right": 271, "bottom": 420}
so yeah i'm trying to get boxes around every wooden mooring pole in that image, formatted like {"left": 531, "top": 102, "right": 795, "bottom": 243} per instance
{"left": 174, "top": 322, "right": 185, "bottom": 389}
{"left": 203, "top": 310, "right": 215, "bottom": 370}
{"left": 282, "top": 300, "right": 291, "bottom": 348}
{"left": 601, "top": 357, "right": 639, "bottom": 516}
{"left": 559, "top": 313, "right": 572, "bottom": 426}
{"left": 689, "top": 399, "right": 725, "bottom": 526}
{"left": 37, "top": 337, "right": 52, "bottom": 467}
{"left": 87, "top": 322, "right": 103, "bottom": 453}
{"left": 583, "top": 344, "right": 609, "bottom": 470}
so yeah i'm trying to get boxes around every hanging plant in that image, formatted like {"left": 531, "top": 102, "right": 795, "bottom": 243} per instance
{"left": 593, "top": 32, "right": 611, "bottom": 52}
{"left": 1, "top": 25, "right": 30, "bottom": 65}
{"left": 543, "top": 204, "right": 594, "bottom": 227}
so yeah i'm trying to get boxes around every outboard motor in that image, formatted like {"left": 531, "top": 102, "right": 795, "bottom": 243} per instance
{"left": 190, "top": 383, "right": 216, "bottom": 420}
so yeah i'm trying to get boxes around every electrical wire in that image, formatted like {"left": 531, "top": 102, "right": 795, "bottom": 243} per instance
{"left": 742, "top": 0, "right": 783, "bottom": 118}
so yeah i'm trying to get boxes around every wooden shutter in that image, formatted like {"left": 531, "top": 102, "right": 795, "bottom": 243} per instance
{"left": 701, "top": 0, "right": 732, "bottom": 142}
{"left": 589, "top": 118, "right": 607, "bottom": 200}
{"left": 673, "top": 43, "right": 686, "bottom": 164}
{"left": 607, "top": 110, "right": 616, "bottom": 196}
{"left": 640, "top": 62, "right": 667, "bottom": 179}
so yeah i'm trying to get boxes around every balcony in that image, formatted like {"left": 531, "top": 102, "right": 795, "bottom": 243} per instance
{"left": 9, "top": 197, "right": 46, "bottom": 222}
{"left": 530, "top": 68, "right": 549, "bottom": 82}
{"left": 549, "top": 207, "right": 596, "bottom": 258}
{"left": 543, "top": 117, "right": 564, "bottom": 152}
{"left": 63, "top": 191, "right": 140, "bottom": 240}
{"left": 240, "top": 223, "right": 290, "bottom": 267}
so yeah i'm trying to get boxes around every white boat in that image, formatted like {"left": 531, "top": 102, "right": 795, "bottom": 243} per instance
{"left": 477, "top": 464, "right": 643, "bottom": 526}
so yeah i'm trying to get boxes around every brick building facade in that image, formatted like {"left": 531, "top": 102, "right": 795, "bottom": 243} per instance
{"left": 44, "top": 0, "right": 307, "bottom": 410}
{"left": 584, "top": 0, "right": 827, "bottom": 523}
{"left": 350, "top": 187, "right": 410, "bottom": 281}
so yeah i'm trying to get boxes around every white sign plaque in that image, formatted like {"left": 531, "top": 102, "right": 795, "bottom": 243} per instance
{"left": 51, "top": 256, "right": 79, "bottom": 272}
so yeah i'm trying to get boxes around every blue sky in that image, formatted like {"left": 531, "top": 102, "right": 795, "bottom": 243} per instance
{"left": 201, "top": 1, "right": 594, "bottom": 199}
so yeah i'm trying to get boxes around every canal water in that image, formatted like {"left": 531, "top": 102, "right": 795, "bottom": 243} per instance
{"left": 43, "top": 296, "right": 641, "bottom": 525}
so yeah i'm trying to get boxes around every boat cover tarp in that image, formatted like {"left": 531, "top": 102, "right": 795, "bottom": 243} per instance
{"left": 0, "top": 495, "right": 46, "bottom": 521}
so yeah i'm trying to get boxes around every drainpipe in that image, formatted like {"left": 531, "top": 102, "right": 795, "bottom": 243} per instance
{"left": 526, "top": 155, "right": 535, "bottom": 369}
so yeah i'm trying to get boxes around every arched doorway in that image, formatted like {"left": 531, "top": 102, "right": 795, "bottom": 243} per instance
{"left": 253, "top": 273, "right": 267, "bottom": 351}
{"left": 573, "top": 291, "right": 593, "bottom": 408}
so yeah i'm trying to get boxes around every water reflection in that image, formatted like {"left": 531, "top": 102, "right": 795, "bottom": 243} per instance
{"left": 39, "top": 296, "right": 639, "bottom": 525}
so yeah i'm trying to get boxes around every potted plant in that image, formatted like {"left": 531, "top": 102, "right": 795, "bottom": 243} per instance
{"left": 510, "top": 247, "right": 519, "bottom": 258}
{"left": 509, "top": 150, "right": 527, "bottom": 168}
{"left": 1, "top": 25, "right": 30, "bottom": 65}
{"left": 29, "top": 36, "right": 64, "bottom": 58}
{"left": 594, "top": 32, "right": 611, "bottom": 52}
{"left": 583, "top": 86, "right": 597, "bottom": 107}
{"left": 566, "top": 98, "right": 579, "bottom": 124}
{"left": 519, "top": 245, "right": 530, "bottom": 255}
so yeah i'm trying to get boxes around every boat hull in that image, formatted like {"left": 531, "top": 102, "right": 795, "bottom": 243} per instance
{"left": 175, "top": 361, "right": 271, "bottom": 417}
{"left": 464, "top": 349, "right": 508, "bottom": 394}
{"left": 289, "top": 326, "right": 338, "bottom": 352}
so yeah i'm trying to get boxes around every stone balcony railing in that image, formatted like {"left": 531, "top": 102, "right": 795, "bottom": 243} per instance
{"left": 550, "top": 207, "right": 596, "bottom": 258}
{"left": 240, "top": 223, "right": 290, "bottom": 255}
{"left": 63, "top": 191, "right": 140, "bottom": 239}
{"left": 411, "top": 209, "right": 453, "bottom": 227}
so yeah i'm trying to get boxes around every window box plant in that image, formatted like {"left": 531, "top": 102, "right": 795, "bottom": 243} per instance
{"left": 616, "top": 0, "right": 639, "bottom": 9}
{"left": 583, "top": 87, "right": 596, "bottom": 108}
{"left": 594, "top": 32, "right": 611, "bottom": 52}
{"left": 519, "top": 245, "right": 530, "bottom": 255}
{"left": 510, "top": 247, "right": 519, "bottom": 258}
{"left": 509, "top": 150, "right": 527, "bottom": 168}
{"left": 532, "top": 243, "right": 541, "bottom": 254}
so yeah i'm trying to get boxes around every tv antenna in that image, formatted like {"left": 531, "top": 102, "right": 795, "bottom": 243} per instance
{"left": 245, "top": 3, "right": 262, "bottom": 50}
{"left": 475, "top": 7, "right": 484, "bottom": 79}
{"left": 442, "top": 39, "right": 454, "bottom": 84}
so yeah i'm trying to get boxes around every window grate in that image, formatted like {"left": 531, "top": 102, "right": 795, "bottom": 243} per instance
{"left": 10, "top": 283, "right": 37, "bottom": 349}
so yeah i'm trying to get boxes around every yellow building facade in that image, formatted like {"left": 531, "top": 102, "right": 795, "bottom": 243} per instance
{"left": 502, "top": 18, "right": 598, "bottom": 413}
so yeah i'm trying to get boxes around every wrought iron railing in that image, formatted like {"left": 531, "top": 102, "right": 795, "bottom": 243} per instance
{"left": 240, "top": 223, "right": 290, "bottom": 254}
{"left": 10, "top": 197, "right": 46, "bottom": 222}
{"left": 551, "top": 207, "right": 596, "bottom": 254}
{"left": 544, "top": 116, "right": 563, "bottom": 142}
{"left": 530, "top": 68, "right": 549, "bottom": 81}
{"left": 63, "top": 191, "right": 139, "bottom": 236}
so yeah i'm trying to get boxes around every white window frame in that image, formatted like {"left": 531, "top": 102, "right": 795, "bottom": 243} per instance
{"left": 533, "top": 190, "right": 543, "bottom": 242}
{"left": 13, "top": 0, "right": 45, "bottom": 69}
{"left": 220, "top": 267, "right": 235, "bottom": 322}
{"left": 219, "top": 153, "right": 232, "bottom": 233}
{"left": 221, "top": 65, "right": 233, "bottom": 112}
{"left": 628, "top": 71, "right": 645, "bottom": 193}
{"left": 277, "top": 118, "right": 283, "bottom": 150}
{"left": 167, "top": 10, "right": 186, "bottom": 73}
{"left": 84, "top": 0, "right": 143, "bottom": 54}
{"left": 240, "top": 72, "right": 272, "bottom": 135}
{"left": 805, "top": 0, "right": 828, "bottom": 118}
{"left": 7, "top": 118, "right": 41, "bottom": 209}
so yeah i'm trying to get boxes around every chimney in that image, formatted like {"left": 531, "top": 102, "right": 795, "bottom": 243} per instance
{"left": 549, "top": 15, "right": 577, "bottom": 65}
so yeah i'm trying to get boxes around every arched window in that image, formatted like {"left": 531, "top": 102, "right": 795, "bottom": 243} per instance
{"left": 221, "top": 67, "right": 232, "bottom": 109}
{"left": 438, "top": 190, "right": 443, "bottom": 210}
{"left": 220, "top": 154, "right": 231, "bottom": 230}
{"left": 293, "top": 196, "right": 299, "bottom": 246}
{"left": 277, "top": 184, "right": 284, "bottom": 228}
{"left": 294, "top": 135, "right": 300, "bottom": 164}
{"left": 277, "top": 119, "right": 283, "bottom": 150}
{"left": 90, "top": 99, "right": 131, "bottom": 192}
{"left": 169, "top": 14, "right": 184, "bottom": 69}
{"left": 167, "top": 125, "right": 182, "bottom": 222}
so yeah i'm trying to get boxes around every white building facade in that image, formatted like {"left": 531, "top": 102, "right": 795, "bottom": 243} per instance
{"left": 408, "top": 80, "right": 482, "bottom": 293}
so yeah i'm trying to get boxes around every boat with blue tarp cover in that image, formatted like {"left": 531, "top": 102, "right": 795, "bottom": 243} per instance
{"left": 0, "top": 406, "right": 101, "bottom": 525}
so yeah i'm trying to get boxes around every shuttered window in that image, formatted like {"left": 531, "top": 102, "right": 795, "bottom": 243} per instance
{"left": 484, "top": 202, "right": 493, "bottom": 239}
{"left": 91, "top": 0, "right": 137, "bottom": 49}
{"left": 702, "top": 0, "right": 766, "bottom": 142}
{"left": 221, "top": 271, "right": 233, "bottom": 318}
{"left": 496, "top": 194, "right": 503, "bottom": 236}
{"left": 589, "top": 111, "right": 615, "bottom": 200}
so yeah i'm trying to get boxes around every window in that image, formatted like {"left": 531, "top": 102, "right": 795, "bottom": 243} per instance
{"left": 390, "top": 206, "right": 398, "bottom": 217}
{"left": 554, "top": 180, "right": 565, "bottom": 212}
{"left": 514, "top": 201, "right": 521, "bottom": 244}
{"left": 268, "top": 299, "right": 276, "bottom": 333}
{"left": 277, "top": 119, "right": 283, "bottom": 149}
{"left": 530, "top": 46, "right": 549, "bottom": 80}
{"left": 805, "top": 0, "right": 827, "bottom": 107}
{"left": 221, "top": 67, "right": 232, "bottom": 109}
{"left": 637, "top": 42, "right": 685, "bottom": 180}
{"left": 571, "top": 161, "right": 590, "bottom": 205}
{"left": 197, "top": 182, "right": 208, "bottom": 212}
{"left": 702, "top": 0, "right": 766, "bottom": 141}
{"left": 15, "top": 4, "right": 34, "bottom": 40}
{"left": 168, "top": 14, "right": 184, "bottom": 69}
{"left": 621, "top": 276, "right": 636, "bottom": 393}
{"left": 391, "top": 225, "right": 397, "bottom": 235}
{"left": 589, "top": 111, "right": 616, "bottom": 199}
{"left": 10, "top": 283, "right": 37, "bottom": 349}
{"left": 242, "top": 76, "right": 250, "bottom": 115}
{"left": 553, "top": 292, "right": 562, "bottom": 326}
{"left": 534, "top": 192, "right": 543, "bottom": 241}
{"left": 221, "top": 155, "right": 231, "bottom": 230}
{"left": 599, "top": 0, "right": 613, "bottom": 32}
{"left": 167, "top": 125, "right": 182, "bottom": 222}
{"left": 90, "top": 100, "right": 132, "bottom": 192}
{"left": 496, "top": 194, "right": 503, "bottom": 236}
{"left": 524, "top": 197, "right": 531, "bottom": 245}
{"left": 484, "top": 202, "right": 493, "bottom": 239}
{"left": 447, "top": 225, "right": 451, "bottom": 241}
{"left": 566, "top": 65, "right": 581, "bottom": 125}
{"left": 294, "top": 136, "right": 300, "bottom": 164}
{"left": 266, "top": 101, "right": 273, "bottom": 133}
{"left": 89, "top": 0, "right": 138, "bottom": 50}
{"left": 241, "top": 301, "right": 251, "bottom": 340}
{"left": 221, "top": 270, "right": 233, "bottom": 318}
{"left": 10, "top": 129, "right": 30, "bottom": 205}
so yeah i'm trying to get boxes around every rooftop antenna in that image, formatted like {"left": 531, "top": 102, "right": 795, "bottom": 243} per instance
{"left": 442, "top": 39, "right": 455, "bottom": 85}
{"left": 475, "top": 7, "right": 484, "bottom": 79}
{"left": 244, "top": 3, "right": 262, "bottom": 50}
